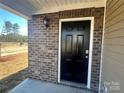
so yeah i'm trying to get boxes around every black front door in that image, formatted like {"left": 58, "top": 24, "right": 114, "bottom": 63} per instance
{"left": 61, "top": 21, "right": 90, "bottom": 84}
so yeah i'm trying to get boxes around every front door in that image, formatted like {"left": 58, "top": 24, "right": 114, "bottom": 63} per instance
{"left": 61, "top": 21, "right": 90, "bottom": 84}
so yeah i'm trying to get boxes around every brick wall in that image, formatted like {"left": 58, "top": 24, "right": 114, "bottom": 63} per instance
{"left": 28, "top": 7, "right": 104, "bottom": 92}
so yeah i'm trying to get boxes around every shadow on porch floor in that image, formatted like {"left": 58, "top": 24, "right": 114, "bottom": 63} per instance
{"left": 9, "top": 78, "right": 94, "bottom": 93}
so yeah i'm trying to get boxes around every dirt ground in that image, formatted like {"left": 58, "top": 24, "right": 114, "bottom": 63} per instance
{"left": 0, "top": 52, "right": 28, "bottom": 80}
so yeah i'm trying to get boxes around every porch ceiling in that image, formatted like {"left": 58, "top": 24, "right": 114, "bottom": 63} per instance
{"left": 0, "top": 0, "right": 105, "bottom": 19}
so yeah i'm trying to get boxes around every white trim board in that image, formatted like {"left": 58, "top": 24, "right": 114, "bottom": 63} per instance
{"left": 58, "top": 17, "right": 94, "bottom": 89}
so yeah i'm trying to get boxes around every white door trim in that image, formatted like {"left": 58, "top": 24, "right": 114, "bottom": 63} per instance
{"left": 58, "top": 17, "right": 94, "bottom": 89}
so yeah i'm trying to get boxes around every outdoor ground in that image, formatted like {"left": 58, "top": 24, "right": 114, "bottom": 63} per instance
{"left": 1, "top": 42, "right": 27, "bottom": 56}
{"left": 0, "top": 52, "right": 28, "bottom": 80}
{"left": 0, "top": 43, "right": 28, "bottom": 92}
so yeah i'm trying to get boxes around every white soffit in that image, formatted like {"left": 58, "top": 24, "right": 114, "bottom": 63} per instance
{"left": 0, "top": 0, "right": 105, "bottom": 19}
{"left": 34, "top": 0, "right": 106, "bottom": 14}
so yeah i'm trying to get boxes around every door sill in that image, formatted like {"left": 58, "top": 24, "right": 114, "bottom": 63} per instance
{"left": 60, "top": 80, "right": 87, "bottom": 89}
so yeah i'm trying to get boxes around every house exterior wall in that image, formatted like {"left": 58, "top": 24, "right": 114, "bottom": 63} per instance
{"left": 101, "top": 0, "right": 124, "bottom": 93}
{"left": 28, "top": 7, "right": 104, "bottom": 92}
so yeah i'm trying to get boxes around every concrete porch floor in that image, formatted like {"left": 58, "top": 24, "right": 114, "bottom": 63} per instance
{"left": 9, "top": 78, "right": 94, "bottom": 93}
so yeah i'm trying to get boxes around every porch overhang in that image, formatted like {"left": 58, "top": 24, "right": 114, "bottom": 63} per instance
{"left": 0, "top": 0, "right": 105, "bottom": 19}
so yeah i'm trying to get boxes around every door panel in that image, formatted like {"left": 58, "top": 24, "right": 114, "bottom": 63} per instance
{"left": 61, "top": 21, "right": 90, "bottom": 84}
{"left": 66, "top": 35, "right": 73, "bottom": 53}
{"left": 77, "top": 35, "right": 84, "bottom": 58}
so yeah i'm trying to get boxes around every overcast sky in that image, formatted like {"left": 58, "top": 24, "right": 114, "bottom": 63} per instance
{"left": 0, "top": 8, "right": 28, "bottom": 36}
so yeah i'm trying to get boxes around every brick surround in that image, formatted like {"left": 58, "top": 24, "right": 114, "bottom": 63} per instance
{"left": 28, "top": 7, "right": 104, "bottom": 92}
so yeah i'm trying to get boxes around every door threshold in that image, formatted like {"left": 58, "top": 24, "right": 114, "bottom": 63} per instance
{"left": 60, "top": 80, "right": 87, "bottom": 89}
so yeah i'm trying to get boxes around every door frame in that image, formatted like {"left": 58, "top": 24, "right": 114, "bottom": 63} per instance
{"left": 58, "top": 17, "right": 94, "bottom": 89}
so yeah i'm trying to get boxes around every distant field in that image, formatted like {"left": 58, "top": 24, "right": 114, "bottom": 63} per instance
{"left": 0, "top": 42, "right": 28, "bottom": 56}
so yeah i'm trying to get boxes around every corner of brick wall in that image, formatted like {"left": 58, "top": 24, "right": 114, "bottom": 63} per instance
{"left": 28, "top": 13, "right": 59, "bottom": 83}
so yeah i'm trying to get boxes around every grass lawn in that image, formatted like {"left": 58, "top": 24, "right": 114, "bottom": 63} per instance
{"left": 0, "top": 52, "right": 28, "bottom": 80}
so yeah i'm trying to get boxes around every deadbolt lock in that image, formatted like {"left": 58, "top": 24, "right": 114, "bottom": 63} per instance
{"left": 85, "top": 50, "right": 89, "bottom": 54}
